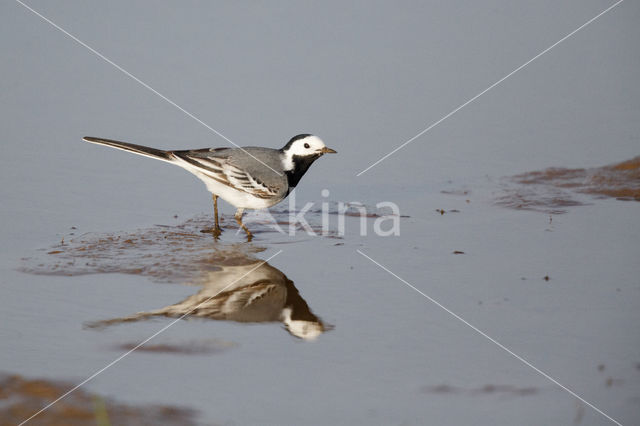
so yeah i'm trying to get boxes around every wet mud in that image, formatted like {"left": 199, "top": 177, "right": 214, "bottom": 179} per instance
{"left": 21, "top": 216, "right": 269, "bottom": 282}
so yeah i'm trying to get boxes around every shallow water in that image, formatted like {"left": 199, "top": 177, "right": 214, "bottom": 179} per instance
{"left": 2, "top": 1, "right": 640, "bottom": 425}
{"left": 7, "top": 178, "right": 640, "bottom": 425}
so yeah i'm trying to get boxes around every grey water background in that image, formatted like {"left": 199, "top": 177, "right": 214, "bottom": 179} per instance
{"left": 1, "top": 0, "right": 639, "bottom": 424}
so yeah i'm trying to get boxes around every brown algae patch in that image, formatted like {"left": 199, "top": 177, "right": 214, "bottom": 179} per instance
{"left": 0, "top": 374, "right": 198, "bottom": 425}
{"left": 496, "top": 156, "right": 640, "bottom": 213}
{"left": 20, "top": 216, "right": 265, "bottom": 282}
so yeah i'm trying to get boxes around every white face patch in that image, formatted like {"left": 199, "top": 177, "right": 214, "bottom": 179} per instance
{"left": 281, "top": 135, "right": 327, "bottom": 171}
{"left": 280, "top": 307, "right": 324, "bottom": 340}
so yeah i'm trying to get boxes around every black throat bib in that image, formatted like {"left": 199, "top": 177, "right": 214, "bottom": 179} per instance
{"left": 285, "top": 154, "right": 321, "bottom": 189}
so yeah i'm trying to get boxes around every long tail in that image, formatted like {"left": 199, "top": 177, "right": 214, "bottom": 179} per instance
{"left": 83, "top": 136, "right": 174, "bottom": 163}
{"left": 84, "top": 310, "right": 159, "bottom": 330}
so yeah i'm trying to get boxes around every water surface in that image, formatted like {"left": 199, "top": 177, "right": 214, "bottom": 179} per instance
{"left": 2, "top": 1, "right": 639, "bottom": 425}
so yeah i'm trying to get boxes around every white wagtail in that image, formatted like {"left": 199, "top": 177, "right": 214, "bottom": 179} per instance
{"left": 83, "top": 134, "right": 336, "bottom": 239}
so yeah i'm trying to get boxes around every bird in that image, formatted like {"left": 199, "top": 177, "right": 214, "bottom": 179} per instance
{"left": 83, "top": 134, "right": 336, "bottom": 240}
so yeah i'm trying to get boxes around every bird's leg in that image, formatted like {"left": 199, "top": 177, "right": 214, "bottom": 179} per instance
{"left": 211, "top": 194, "right": 221, "bottom": 237}
{"left": 234, "top": 208, "right": 253, "bottom": 241}
{"left": 213, "top": 194, "right": 221, "bottom": 229}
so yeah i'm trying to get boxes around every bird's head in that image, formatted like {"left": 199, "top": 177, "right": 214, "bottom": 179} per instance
{"left": 280, "top": 134, "right": 336, "bottom": 182}
{"left": 280, "top": 133, "right": 336, "bottom": 171}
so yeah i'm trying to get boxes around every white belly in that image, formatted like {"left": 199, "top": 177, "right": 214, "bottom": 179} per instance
{"left": 192, "top": 171, "right": 281, "bottom": 209}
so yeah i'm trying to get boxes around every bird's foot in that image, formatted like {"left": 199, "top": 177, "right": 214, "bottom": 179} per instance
{"left": 200, "top": 226, "right": 223, "bottom": 238}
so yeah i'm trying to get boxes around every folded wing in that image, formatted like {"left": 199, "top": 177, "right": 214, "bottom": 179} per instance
{"left": 171, "top": 150, "right": 281, "bottom": 199}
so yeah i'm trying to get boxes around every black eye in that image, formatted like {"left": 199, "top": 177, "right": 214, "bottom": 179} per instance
{"left": 304, "top": 143, "right": 310, "bottom": 149}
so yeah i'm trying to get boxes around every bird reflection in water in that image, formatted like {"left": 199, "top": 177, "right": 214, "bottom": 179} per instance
{"left": 87, "top": 254, "right": 330, "bottom": 340}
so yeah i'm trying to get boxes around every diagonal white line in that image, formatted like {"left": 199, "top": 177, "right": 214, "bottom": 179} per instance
{"left": 356, "top": 249, "right": 622, "bottom": 426}
{"left": 14, "top": 0, "right": 283, "bottom": 176}
{"left": 356, "top": 0, "right": 625, "bottom": 176}
{"left": 19, "top": 250, "right": 283, "bottom": 426}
